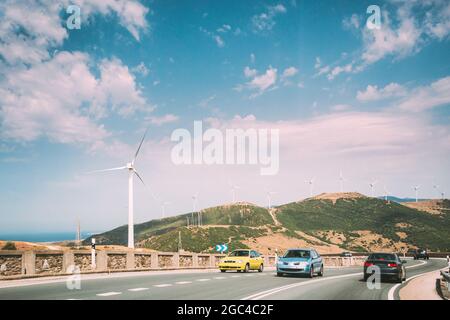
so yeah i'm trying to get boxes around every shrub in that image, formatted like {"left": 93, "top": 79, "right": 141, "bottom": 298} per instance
{"left": 2, "top": 242, "right": 17, "bottom": 250}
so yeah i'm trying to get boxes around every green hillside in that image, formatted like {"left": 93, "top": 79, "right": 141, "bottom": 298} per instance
{"left": 85, "top": 194, "right": 450, "bottom": 252}
{"left": 277, "top": 196, "right": 450, "bottom": 251}
{"left": 84, "top": 202, "right": 273, "bottom": 247}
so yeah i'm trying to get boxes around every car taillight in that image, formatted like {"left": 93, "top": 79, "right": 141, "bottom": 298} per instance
{"left": 387, "top": 263, "right": 397, "bottom": 267}
{"left": 364, "top": 262, "right": 373, "bottom": 267}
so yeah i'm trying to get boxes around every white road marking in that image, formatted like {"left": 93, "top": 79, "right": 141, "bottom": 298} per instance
{"left": 405, "top": 260, "right": 427, "bottom": 269}
{"left": 128, "top": 287, "right": 149, "bottom": 292}
{"left": 154, "top": 284, "right": 172, "bottom": 288}
{"left": 231, "top": 275, "right": 241, "bottom": 278}
{"left": 244, "top": 274, "right": 254, "bottom": 277}
{"left": 242, "top": 272, "right": 362, "bottom": 300}
{"left": 214, "top": 276, "right": 226, "bottom": 279}
{"left": 387, "top": 263, "right": 443, "bottom": 300}
{"left": 196, "top": 278, "right": 211, "bottom": 282}
{"left": 175, "top": 281, "right": 192, "bottom": 285}
{"left": 96, "top": 291, "right": 122, "bottom": 297}
{"left": 66, "top": 298, "right": 82, "bottom": 300}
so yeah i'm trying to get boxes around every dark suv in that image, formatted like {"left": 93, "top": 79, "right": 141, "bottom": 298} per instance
{"left": 413, "top": 248, "right": 429, "bottom": 260}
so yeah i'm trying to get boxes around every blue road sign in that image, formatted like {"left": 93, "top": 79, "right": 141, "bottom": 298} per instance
{"left": 215, "top": 244, "right": 228, "bottom": 252}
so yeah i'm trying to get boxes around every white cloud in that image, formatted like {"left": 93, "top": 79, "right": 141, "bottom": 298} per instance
{"left": 217, "top": 24, "right": 232, "bottom": 33}
{"left": 200, "top": 27, "right": 225, "bottom": 48}
{"left": 281, "top": 66, "right": 298, "bottom": 79}
{"left": 397, "top": 76, "right": 450, "bottom": 112}
{"left": 357, "top": 83, "right": 406, "bottom": 102}
{"left": 327, "top": 63, "right": 353, "bottom": 80}
{"left": 147, "top": 114, "right": 179, "bottom": 126}
{"left": 214, "top": 35, "right": 225, "bottom": 48}
{"left": 331, "top": 104, "right": 352, "bottom": 111}
{"left": 252, "top": 4, "right": 287, "bottom": 33}
{"left": 244, "top": 66, "right": 258, "bottom": 78}
{"left": 239, "top": 67, "right": 278, "bottom": 98}
{"left": 0, "top": 52, "right": 152, "bottom": 145}
{"left": 132, "top": 62, "right": 150, "bottom": 76}
{"left": 342, "top": 14, "right": 361, "bottom": 30}
{"left": 250, "top": 53, "right": 256, "bottom": 64}
{"left": 0, "top": 0, "right": 149, "bottom": 67}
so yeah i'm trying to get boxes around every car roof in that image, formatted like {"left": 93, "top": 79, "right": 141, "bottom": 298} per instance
{"left": 286, "top": 248, "right": 312, "bottom": 251}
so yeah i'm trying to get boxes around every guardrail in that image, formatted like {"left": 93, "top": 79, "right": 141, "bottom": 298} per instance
{"left": 439, "top": 270, "right": 450, "bottom": 300}
{"left": 0, "top": 250, "right": 370, "bottom": 279}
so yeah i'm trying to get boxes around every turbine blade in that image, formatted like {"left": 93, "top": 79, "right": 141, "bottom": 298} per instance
{"left": 86, "top": 166, "right": 127, "bottom": 174}
{"left": 133, "top": 127, "right": 149, "bottom": 163}
{"left": 133, "top": 169, "right": 146, "bottom": 186}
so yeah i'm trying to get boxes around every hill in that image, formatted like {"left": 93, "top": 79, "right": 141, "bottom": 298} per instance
{"left": 85, "top": 193, "right": 450, "bottom": 253}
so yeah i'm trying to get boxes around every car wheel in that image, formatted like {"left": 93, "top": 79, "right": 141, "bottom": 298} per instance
{"left": 277, "top": 272, "right": 283, "bottom": 277}
{"left": 363, "top": 274, "right": 369, "bottom": 281}
{"left": 220, "top": 270, "right": 226, "bottom": 273}
{"left": 244, "top": 263, "right": 250, "bottom": 273}
{"left": 237, "top": 270, "right": 241, "bottom": 273}
{"left": 318, "top": 265, "right": 324, "bottom": 277}
{"left": 258, "top": 264, "right": 264, "bottom": 272}
{"left": 309, "top": 266, "right": 314, "bottom": 278}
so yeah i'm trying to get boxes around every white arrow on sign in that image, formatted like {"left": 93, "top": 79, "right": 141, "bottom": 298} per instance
{"left": 215, "top": 244, "right": 228, "bottom": 252}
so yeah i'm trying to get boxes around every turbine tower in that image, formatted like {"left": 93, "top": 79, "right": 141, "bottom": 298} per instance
{"left": 88, "top": 128, "right": 149, "bottom": 249}
{"left": 229, "top": 181, "right": 240, "bottom": 203}
{"left": 305, "top": 178, "right": 315, "bottom": 197}
{"left": 413, "top": 185, "right": 420, "bottom": 203}
{"left": 339, "top": 170, "right": 345, "bottom": 193}
{"left": 192, "top": 193, "right": 198, "bottom": 226}
{"left": 161, "top": 201, "right": 170, "bottom": 218}
{"left": 383, "top": 185, "right": 389, "bottom": 201}
{"left": 369, "top": 180, "right": 377, "bottom": 197}
{"left": 267, "top": 191, "right": 277, "bottom": 209}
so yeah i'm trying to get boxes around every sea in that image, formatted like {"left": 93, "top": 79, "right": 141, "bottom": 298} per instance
{"left": 0, "top": 231, "right": 100, "bottom": 243}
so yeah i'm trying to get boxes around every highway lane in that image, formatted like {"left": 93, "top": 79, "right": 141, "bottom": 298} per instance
{"left": 0, "top": 258, "right": 445, "bottom": 300}
{"left": 248, "top": 258, "right": 446, "bottom": 300}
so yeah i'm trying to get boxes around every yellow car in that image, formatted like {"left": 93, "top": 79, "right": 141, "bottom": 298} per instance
{"left": 218, "top": 249, "right": 264, "bottom": 273}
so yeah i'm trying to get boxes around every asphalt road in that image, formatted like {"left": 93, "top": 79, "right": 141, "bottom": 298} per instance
{"left": 0, "top": 258, "right": 445, "bottom": 300}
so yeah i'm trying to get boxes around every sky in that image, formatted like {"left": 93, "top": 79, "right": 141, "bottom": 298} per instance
{"left": 0, "top": 0, "right": 449, "bottom": 234}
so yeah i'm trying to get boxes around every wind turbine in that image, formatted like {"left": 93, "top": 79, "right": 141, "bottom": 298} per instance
{"left": 369, "top": 180, "right": 377, "bottom": 197}
{"left": 383, "top": 185, "right": 389, "bottom": 201}
{"left": 229, "top": 181, "right": 240, "bottom": 203}
{"left": 192, "top": 193, "right": 198, "bottom": 226}
{"left": 339, "top": 170, "right": 346, "bottom": 193}
{"left": 88, "top": 128, "right": 149, "bottom": 249}
{"left": 305, "top": 178, "right": 315, "bottom": 197}
{"left": 413, "top": 185, "right": 420, "bottom": 203}
{"left": 161, "top": 201, "right": 170, "bottom": 218}
{"left": 267, "top": 191, "right": 277, "bottom": 209}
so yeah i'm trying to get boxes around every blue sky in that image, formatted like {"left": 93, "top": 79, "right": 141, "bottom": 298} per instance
{"left": 0, "top": 0, "right": 449, "bottom": 234}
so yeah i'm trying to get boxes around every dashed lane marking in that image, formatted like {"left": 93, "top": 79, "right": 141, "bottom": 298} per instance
{"left": 128, "top": 288, "right": 149, "bottom": 292}
{"left": 175, "top": 281, "right": 192, "bottom": 285}
{"left": 96, "top": 292, "right": 122, "bottom": 297}
{"left": 154, "top": 284, "right": 172, "bottom": 288}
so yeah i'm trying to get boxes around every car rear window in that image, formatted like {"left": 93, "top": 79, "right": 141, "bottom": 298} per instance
{"left": 284, "top": 250, "right": 310, "bottom": 258}
{"left": 368, "top": 253, "right": 396, "bottom": 261}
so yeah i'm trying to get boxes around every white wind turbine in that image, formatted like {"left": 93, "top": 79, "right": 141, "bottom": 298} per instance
{"left": 161, "top": 201, "right": 170, "bottom": 218}
{"left": 229, "top": 181, "right": 240, "bottom": 203}
{"left": 305, "top": 177, "right": 315, "bottom": 197}
{"left": 339, "top": 170, "right": 346, "bottom": 193}
{"left": 369, "top": 180, "right": 377, "bottom": 197}
{"left": 192, "top": 193, "right": 199, "bottom": 226}
{"left": 88, "top": 128, "right": 149, "bottom": 249}
{"left": 413, "top": 185, "right": 420, "bottom": 203}
{"left": 267, "top": 191, "right": 277, "bottom": 209}
{"left": 383, "top": 185, "right": 389, "bottom": 201}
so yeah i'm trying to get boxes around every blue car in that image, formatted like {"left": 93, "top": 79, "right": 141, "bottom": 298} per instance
{"left": 276, "top": 248, "right": 324, "bottom": 277}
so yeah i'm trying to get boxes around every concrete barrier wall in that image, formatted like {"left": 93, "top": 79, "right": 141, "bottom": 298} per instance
{"left": 0, "top": 250, "right": 245, "bottom": 279}
{"left": 0, "top": 250, "right": 395, "bottom": 279}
